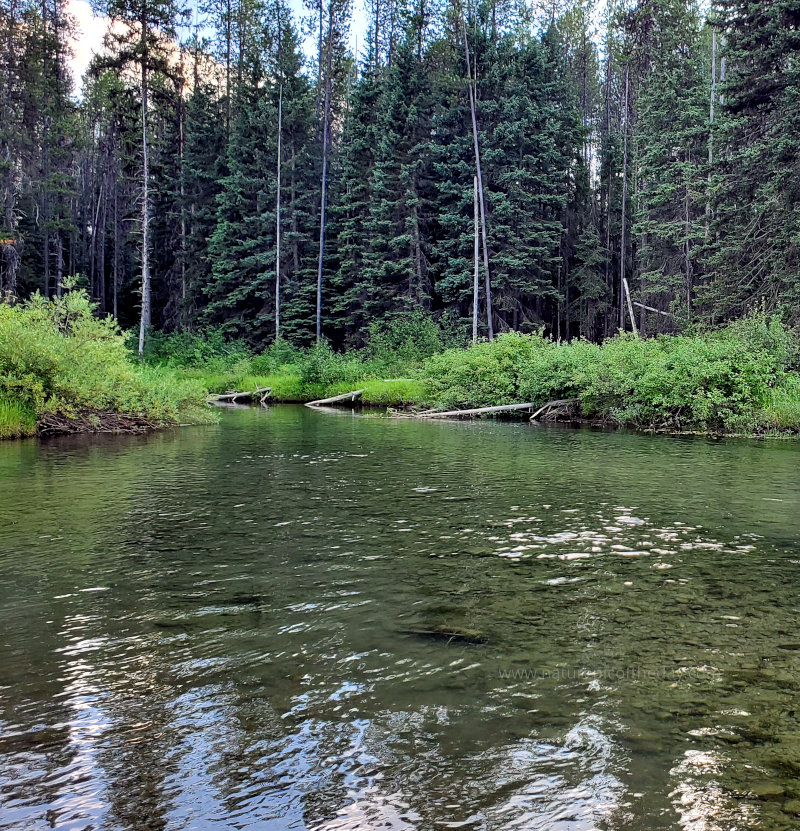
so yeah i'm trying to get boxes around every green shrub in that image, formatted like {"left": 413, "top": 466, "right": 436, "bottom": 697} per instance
{"left": 0, "top": 289, "right": 210, "bottom": 431}
{"left": 144, "top": 328, "right": 252, "bottom": 370}
{"left": 421, "top": 318, "right": 800, "bottom": 432}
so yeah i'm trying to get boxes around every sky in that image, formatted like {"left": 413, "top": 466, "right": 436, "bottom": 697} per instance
{"left": 66, "top": 0, "right": 370, "bottom": 95}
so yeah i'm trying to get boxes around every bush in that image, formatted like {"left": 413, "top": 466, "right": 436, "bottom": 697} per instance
{"left": 421, "top": 317, "right": 800, "bottom": 432}
{"left": 298, "top": 341, "right": 384, "bottom": 387}
{"left": 0, "top": 289, "right": 210, "bottom": 430}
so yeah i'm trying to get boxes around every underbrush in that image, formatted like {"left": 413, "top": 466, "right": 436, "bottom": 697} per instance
{"left": 423, "top": 315, "right": 800, "bottom": 433}
{"left": 123, "top": 310, "right": 800, "bottom": 435}
{"left": 0, "top": 288, "right": 211, "bottom": 438}
{"left": 152, "top": 316, "right": 441, "bottom": 407}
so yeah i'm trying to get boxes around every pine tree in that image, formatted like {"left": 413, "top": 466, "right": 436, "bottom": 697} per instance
{"left": 701, "top": 0, "right": 800, "bottom": 323}
{"left": 629, "top": 0, "right": 708, "bottom": 331}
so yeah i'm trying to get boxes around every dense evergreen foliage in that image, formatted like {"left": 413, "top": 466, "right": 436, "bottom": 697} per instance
{"left": 1, "top": 0, "right": 799, "bottom": 348}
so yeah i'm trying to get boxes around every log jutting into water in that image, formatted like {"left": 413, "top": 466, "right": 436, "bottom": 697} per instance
{"left": 408, "top": 399, "right": 580, "bottom": 420}
{"left": 305, "top": 389, "right": 366, "bottom": 408}
{"left": 414, "top": 402, "right": 538, "bottom": 418}
{"left": 208, "top": 387, "right": 272, "bottom": 406}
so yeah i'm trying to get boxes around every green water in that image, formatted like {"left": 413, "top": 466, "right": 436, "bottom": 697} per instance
{"left": 2, "top": 406, "right": 800, "bottom": 830}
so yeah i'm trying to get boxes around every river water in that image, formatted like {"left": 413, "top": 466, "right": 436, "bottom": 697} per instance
{"left": 2, "top": 406, "right": 800, "bottom": 830}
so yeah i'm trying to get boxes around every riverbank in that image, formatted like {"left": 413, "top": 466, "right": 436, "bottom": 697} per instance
{"left": 4, "top": 291, "right": 800, "bottom": 439}
{"left": 170, "top": 315, "right": 800, "bottom": 437}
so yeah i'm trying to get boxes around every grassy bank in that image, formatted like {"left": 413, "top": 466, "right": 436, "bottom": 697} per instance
{"left": 154, "top": 314, "right": 800, "bottom": 436}
{"left": 5, "top": 296, "right": 800, "bottom": 440}
{"left": 0, "top": 288, "right": 211, "bottom": 439}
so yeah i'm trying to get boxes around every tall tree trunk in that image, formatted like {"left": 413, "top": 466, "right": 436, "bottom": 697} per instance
{"left": 138, "top": 48, "right": 151, "bottom": 359}
{"left": 178, "top": 59, "right": 187, "bottom": 328}
{"left": 291, "top": 141, "right": 299, "bottom": 271}
{"left": 275, "top": 83, "right": 282, "bottom": 341}
{"left": 316, "top": 7, "right": 333, "bottom": 343}
{"left": 41, "top": 0, "right": 51, "bottom": 297}
{"left": 706, "top": 27, "right": 717, "bottom": 238}
{"left": 113, "top": 181, "right": 119, "bottom": 320}
{"left": 473, "top": 175, "right": 479, "bottom": 343}
{"left": 55, "top": 232, "right": 63, "bottom": 297}
{"left": 226, "top": 0, "right": 232, "bottom": 134}
{"left": 461, "top": 10, "right": 492, "bottom": 338}
{"left": 619, "top": 64, "right": 629, "bottom": 333}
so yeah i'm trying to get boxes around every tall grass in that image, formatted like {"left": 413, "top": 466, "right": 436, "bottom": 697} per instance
{"left": 0, "top": 398, "right": 36, "bottom": 439}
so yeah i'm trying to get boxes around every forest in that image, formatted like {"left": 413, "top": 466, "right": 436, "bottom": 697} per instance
{"left": 2, "top": 0, "right": 798, "bottom": 356}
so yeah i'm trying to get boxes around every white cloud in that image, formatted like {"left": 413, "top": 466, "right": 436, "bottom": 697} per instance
{"left": 67, "top": 0, "right": 109, "bottom": 96}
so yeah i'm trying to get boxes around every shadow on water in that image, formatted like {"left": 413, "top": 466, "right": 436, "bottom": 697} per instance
{"left": 2, "top": 405, "right": 800, "bottom": 829}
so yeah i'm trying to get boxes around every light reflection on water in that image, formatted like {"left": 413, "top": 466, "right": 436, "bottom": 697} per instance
{"left": 2, "top": 406, "right": 800, "bottom": 830}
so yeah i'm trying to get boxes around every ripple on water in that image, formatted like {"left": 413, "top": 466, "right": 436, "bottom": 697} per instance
{"left": 2, "top": 410, "right": 800, "bottom": 829}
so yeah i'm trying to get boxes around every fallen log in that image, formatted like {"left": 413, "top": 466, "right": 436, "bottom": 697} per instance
{"left": 413, "top": 401, "right": 537, "bottom": 419}
{"left": 208, "top": 386, "right": 271, "bottom": 405}
{"left": 305, "top": 388, "right": 366, "bottom": 408}
{"left": 633, "top": 301, "right": 674, "bottom": 318}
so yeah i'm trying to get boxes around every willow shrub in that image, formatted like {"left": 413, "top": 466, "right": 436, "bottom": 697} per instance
{"left": 0, "top": 289, "right": 209, "bottom": 428}
{"left": 423, "top": 316, "right": 800, "bottom": 432}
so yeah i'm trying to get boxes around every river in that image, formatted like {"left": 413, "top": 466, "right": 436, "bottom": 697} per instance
{"left": 2, "top": 405, "right": 800, "bottom": 830}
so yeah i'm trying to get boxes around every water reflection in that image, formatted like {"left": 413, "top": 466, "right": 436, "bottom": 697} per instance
{"left": 2, "top": 407, "right": 800, "bottom": 829}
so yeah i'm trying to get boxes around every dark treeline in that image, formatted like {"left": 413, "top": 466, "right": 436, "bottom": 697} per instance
{"left": 1, "top": 0, "right": 798, "bottom": 353}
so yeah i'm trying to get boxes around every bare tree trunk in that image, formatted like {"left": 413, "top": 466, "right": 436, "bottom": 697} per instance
{"left": 113, "top": 182, "right": 119, "bottom": 320}
{"left": 473, "top": 175, "right": 479, "bottom": 343}
{"left": 461, "top": 9, "right": 492, "bottom": 338}
{"left": 316, "top": 5, "right": 333, "bottom": 342}
{"left": 99, "top": 181, "right": 107, "bottom": 313}
{"left": 138, "top": 52, "right": 151, "bottom": 359}
{"left": 291, "top": 142, "right": 299, "bottom": 271}
{"left": 41, "top": 0, "right": 51, "bottom": 297}
{"left": 685, "top": 152, "right": 692, "bottom": 317}
{"left": 315, "top": 0, "right": 324, "bottom": 116}
{"left": 706, "top": 27, "right": 717, "bottom": 238}
{"left": 275, "top": 83, "right": 282, "bottom": 341}
{"left": 619, "top": 64, "right": 629, "bottom": 333}
{"left": 55, "top": 232, "right": 63, "bottom": 297}
{"left": 176, "top": 56, "right": 186, "bottom": 327}
{"left": 226, "top": 0, "right": 232, "bottom": 134}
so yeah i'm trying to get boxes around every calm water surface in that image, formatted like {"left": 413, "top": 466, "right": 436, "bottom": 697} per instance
{"left": 2, "top": 406, "right": 800, "bottom": 830}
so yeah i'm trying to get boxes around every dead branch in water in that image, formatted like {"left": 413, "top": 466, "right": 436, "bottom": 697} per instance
{"left": 395, "top": 398, "right": 580, "bottom": 421}
{"left": 529, "top": 399, "right": 579, "bottom": 422}
{"left": 305, "top": 389, "right": 365, "bottom": 408}
{"left": 208, "top": 387, "right": 271, "bottom": 405}
{"left": 37, "top": 409, "right": 161, "bottom": 437}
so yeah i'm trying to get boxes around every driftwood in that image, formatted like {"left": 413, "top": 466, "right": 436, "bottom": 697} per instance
{"left": 305, "top": 388, "right": 365, "bottom": 408}
{"left": 208, "top": 386, "right": 271, "bottom": 406}
{"left": 414, "top": 402, "right": 538, "bottom": 419}
{"left": 398, "top": 398, "right": 580, "bottom": 421}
